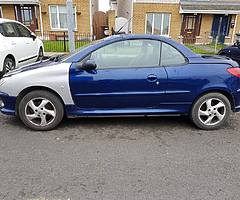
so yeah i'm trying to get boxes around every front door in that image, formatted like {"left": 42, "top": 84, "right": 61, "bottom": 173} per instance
{"left": 70, "top": 39, "right": 168, "bottom": 111}
{"left": 14, "top": 22, "right": 38, "bottom": 63}
{"left": 211, "top": 15, "right": 231, "bottom": 44}
{"left": 15, "top": 5, "right": 38, "bottom": 32}
{"left": 181, "top": 14, "right": 201, "bottom": 44}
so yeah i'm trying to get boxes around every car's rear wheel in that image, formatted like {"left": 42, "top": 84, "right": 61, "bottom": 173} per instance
{"left": 18, "top": 90, "right": 64, "bottom": 131}
{"left": 191, "top": 93, "right": 231, "bottom": 130}
{"left": 3, "top": 57, "right": 16, "bottom": 74}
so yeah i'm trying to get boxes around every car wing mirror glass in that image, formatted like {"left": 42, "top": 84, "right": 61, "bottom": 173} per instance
{"left": 77, "top": 59, "right": 97, "bottom": 71}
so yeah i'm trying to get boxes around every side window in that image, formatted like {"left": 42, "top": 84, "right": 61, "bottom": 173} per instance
{"left": 0, "top": 24, "right": 4, "bottom": 36}
{"left": 90, "top": 39, "right": 161, "bottom": 69}
{"left": 161, "top": 42, "right": 186, "bottom": 66}
{"left": 1, "top": 23, "right": 19, "bottom": 37}
{"left": 16, "top": 23, "right": 31, "bottom": 37}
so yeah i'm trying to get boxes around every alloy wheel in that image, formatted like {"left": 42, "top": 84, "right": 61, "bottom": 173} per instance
{"left": 4, "top": 60, "right": 15, "bottom": 73}
{"left": 25, "top": 98, "right": 56, "bottom": 127}
{"left": 198, "top": 98, "right": 226, "bottom": 126}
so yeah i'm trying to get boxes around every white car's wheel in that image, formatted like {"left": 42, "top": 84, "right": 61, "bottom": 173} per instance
{"left": 191, "top": 93, "right": 231, "bottom": 130}
{"left": 37, "top": 47, "right": 44, "bottom": 61}
{"left": 3, "top": 57, "right": 15, "bottom": 74}
{"left": 18, "top": 90, "right": 64, "bottom": 131}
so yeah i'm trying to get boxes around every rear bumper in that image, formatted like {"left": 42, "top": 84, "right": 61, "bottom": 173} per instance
{"left": 233, "top": 89, "right": 240, "bottom": 112}
{"left": 0, "top": 91, "right": 16, "bottom": 116}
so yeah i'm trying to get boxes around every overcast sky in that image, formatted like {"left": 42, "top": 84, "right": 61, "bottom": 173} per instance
{"left": 99, "top": 0, "right": 110, "bottom": 12}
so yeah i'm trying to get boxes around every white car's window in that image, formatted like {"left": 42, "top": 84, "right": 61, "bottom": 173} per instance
{"left": 90, "top": 39, "right": 161, "bottom": 69}
{"left": 16, "top": 23, "right": 31, "bottom": 37}
{"left": 0, "top": 24, "right": 4, "bottom": 35}
{"left": 161, "top": 42, "right": 186, "bottom": 66}
{"left": 0, "top": 23, "right": 18, "bottom": 37}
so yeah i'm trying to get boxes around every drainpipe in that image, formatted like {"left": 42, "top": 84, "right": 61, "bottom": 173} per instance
{"left": 89, "top": 0, "right": 93, "bottom": 38}
{"left": 232, "top": 15, "right": 238, "bottom": 44}
{"left": 39, "top": 1, "right": 44, "bottom": 39}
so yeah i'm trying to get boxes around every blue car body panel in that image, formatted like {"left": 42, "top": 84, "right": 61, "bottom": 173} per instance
{"left": 1, "top": 34, "right": 240, "bottom": 117}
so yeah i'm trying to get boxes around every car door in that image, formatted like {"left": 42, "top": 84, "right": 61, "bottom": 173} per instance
{"left": 161, "top": 42, "right": 197, "bottom": 111}
{"left": 15, "top": 23, "right": 38, "bottom": 63}
{"left": 70, "top": 39, "right": 168, "bottom": 110}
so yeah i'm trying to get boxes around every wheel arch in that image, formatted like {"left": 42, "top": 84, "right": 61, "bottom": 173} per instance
{"left": 16, "top": 86, "right": 66, "bottom": 116}
{"left": 192, "top": 89, "right": 235, "bottom": 112}
{"left": 5, "top": 54, "right": 16, "bottom": 64}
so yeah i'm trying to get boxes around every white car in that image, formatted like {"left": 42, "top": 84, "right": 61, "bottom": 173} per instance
{"left": 0, "top": 18, "right": 44, "bottom": 75}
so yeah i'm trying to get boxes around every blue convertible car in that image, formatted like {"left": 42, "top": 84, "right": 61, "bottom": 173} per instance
{"left": 0, "top": 34, "right": 240, "bottom": 131}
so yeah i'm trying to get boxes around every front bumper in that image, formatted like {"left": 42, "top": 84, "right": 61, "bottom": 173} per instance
{"left": 0, "top": 91, "right": 16, "bottom": 116}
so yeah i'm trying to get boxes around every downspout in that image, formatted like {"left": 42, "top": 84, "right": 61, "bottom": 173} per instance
{"left": 39, "top": 1, "right": 44, "bottom": 39}
{"left": 130, "top": 0, "right": 134, "bottom": 33}
{"left": 89, "top": 0, "right": 93, "bottom": 39}
{"left": 232, "top": 14, "right": 238, "bottom": 44}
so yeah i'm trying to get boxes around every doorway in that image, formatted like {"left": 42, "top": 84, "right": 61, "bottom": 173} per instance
{"left": 15, "top": 5, "right": 38, "bottom": 32}
{"left": 211, "top": 14, "right": 231, "bottom": 43}
{"left": 181, "top": 14, "right": 202, "bottom": 44}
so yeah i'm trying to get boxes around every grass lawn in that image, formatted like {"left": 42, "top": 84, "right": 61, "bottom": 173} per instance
{"left": 43, "top": 40, "right": 90, "bottom": 52}
{"left": 185, "top": 43, "right": 226, "bottom": 55}
{"left": 185, "top": 44, "right": 215, "bottom": 54}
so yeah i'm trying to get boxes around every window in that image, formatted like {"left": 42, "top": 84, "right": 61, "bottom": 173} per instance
{"left": 89, "top": 39, "right": 161, "bottom": 69}
{"left": 19, "top": 6, "right": 33, "bottom": 26}
{"left": 49, "top": 5, "right": 77, "bottom": 30}
{"left": 146, "top": 13, "right": 171, "bottom": 36}
{"left": 161, "top": 43, "right": 186, "bottom": 66}
{"left": 16, "top": 23, "right": 31, "bottom": 37}
{"left": 0, "top": 6, "right": 3, "bottom": 18}
{"left": 0, "top": 23, "right": 19, "bottom": 37}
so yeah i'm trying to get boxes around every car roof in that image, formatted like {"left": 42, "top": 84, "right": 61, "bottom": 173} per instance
{"left": 65, "top": 34, "right": 196, "bottom": 63}
{"left": 0, "top": 18, "right": 18, "bottom": 24}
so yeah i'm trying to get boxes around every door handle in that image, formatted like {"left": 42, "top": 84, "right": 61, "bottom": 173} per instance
{"left": 147, "top": 74, "right": 158, "bottom": 82}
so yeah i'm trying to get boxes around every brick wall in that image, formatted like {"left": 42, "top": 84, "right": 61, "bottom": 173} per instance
{"left": 196, "top": 14, "right": 213, "bottom": 44}
{"left": 1, "top": 4, "right": 15, "bottom": 20}
{"left": 132, "top": 3, "right": 182, "bottom": 41}
{"left": 107, "top": 10, "right": 116, "bottom": 34}
{"left": 40, "top": 0, "right": 91, "bottom": 33}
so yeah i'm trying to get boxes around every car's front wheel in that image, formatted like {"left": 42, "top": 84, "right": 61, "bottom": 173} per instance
{"left": 3, "top": 57, "right": 16, "bottom": 74}
{"left": 18, "top": 90, "right": 64, "bottom": 131}
{"left": 37, "top": 47, "right": 44, "bottom": 61}
{"left": 191, "top": 93, "right": 231, "bottom": 130}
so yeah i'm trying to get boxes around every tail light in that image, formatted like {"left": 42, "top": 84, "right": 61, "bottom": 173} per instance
{"left": 227, "top": 67, "right": 240, "bottom": 78}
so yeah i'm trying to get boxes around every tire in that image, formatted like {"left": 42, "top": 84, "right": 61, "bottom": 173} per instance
{"left": 3, "top": 57, "right": 16, "bottom": 74}
{"left": 37, "top": 47, "right": 44, "bottom": 61}
{"left": 190, "top": 93, "right": 231, "bottom": 130}
{"left": 18, "top": 90, "right": 64, "bottom": 131}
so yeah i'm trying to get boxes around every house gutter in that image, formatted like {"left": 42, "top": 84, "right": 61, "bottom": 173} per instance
{"left": 39, "top": 1, "right": 44, "bottom": 39}
{"left": 232, "top": 15, "right": 238, "bottom": 44}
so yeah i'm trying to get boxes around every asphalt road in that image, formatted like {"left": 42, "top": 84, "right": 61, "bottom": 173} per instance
{"left": 1, "top": 113, "right": 240, "bottom": 200}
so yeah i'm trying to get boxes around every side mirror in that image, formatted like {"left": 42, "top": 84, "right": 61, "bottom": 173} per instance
{"left": 30, "top": 32, "right": 37, "bottom": 41}
{"left": 78, "top": 59, "right": 97, "bottom": 71}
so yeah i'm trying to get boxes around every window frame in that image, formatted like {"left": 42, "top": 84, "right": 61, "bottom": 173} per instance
{"left": 0, "top": 6, "right": 3, "bottom": 18}
{"left": 145, "top": 13, "right": 171, "bottom": 37}
{"left": 49, "top": 5, "right": 77, "bottom": 31}
{"left": 78, "top": 39, "right": 163, "bottom": 70}
{"left": 160, "top": 41, "right": 188, "bottom": 67}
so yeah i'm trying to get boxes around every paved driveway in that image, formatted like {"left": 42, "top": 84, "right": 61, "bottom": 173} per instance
{"left": 0, "top": 113, "right": 240, "bottom": 200}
